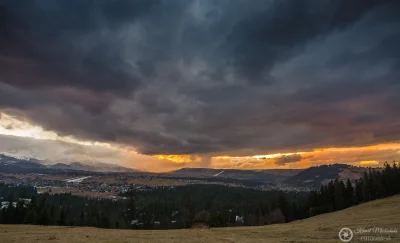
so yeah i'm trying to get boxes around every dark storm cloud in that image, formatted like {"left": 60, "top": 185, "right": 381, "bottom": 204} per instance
{"left": 0, "top": 0, "right": 166, "bottom": 93}
{"left": 221, "top": 0, "right": 391, "bottom": 83}
{"left": 0, "top": 0, "right": 400, "bottom": 156}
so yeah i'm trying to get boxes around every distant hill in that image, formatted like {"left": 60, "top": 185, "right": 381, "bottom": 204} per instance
{"left": 0, "top": 154, "right": 48, "bottom": 173}
{"left": 49, "top": 161, "right": 135, "bottom": 173}
{"left": 172, "top": 168, "right": 302, "bottom": 181}
{"left": 1, "top": 195, "right": 399, "bottom": 243}
{"left": 260, "top": 169, "right": 303, "bottom": 177}
{"left": 0, "top": 154, "right": 135, "bottom": 173}
{"left": 48, "top": 163, "right": 75, "bottom": 170}
{"left": 284, "top": 164, "right": 368, "bottom": 188}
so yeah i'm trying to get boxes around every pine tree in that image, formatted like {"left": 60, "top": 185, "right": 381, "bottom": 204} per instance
{"left": 194, "top": 210, "right": 211, "bottom": 225}
{"left": 58, "top": 207, "right": 66, "bottom": 226}
{"left": 278, "top": 195, "right": 289, "bottom": 222}
{"left": 15, "top": 200, "right": 27, "bottom": 224}
{"left": 355, "top": 180, "right": 363, "bottom": 204}
{"left": 80, "top": 211, "right": 85, "bottom": 226}
{"left": 362, "top": 172, "right": 370, "bottom": 202}
{"left": 345, "top": 179, "right": 354, "bottom": 207}
{"left": 183, "top": 194, "right": 194, "bottom": 228}
{"left": 23, "top": 209, "right": 38, "bottom": 224}
{"left": 0, "top": 208, "right": 6, "bottom": 224}
{"left": 38, "top": 207, "right": 51, "bottom": 225}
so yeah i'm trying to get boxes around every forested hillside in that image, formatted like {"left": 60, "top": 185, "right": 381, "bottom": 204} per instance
{"left": 0, "top": 163, "right": 399, "bottom": 230}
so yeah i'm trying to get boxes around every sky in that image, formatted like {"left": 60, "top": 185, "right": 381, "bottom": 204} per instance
{"left": 0, "top": 0, "right": 400, "bottom": 172}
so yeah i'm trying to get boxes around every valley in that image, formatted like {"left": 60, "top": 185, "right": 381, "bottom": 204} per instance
{"left": 0, "top": 154, "right": 373, "bottom": 200}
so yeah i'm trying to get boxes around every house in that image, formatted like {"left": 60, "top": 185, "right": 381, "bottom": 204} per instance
{"left": 0, "top": 201, "right": 10, "bottom": 211}
{"left": 235, "top": 215, "right": 244, "bottom": 224}
{"left": 19, "top": 198, "right": 31, "bottom": 204}
{"left": 171, "top": 210, "right": 179, "bottom": 217}
{"left": 0, "top": 201, "right": 17, "bottom": 210}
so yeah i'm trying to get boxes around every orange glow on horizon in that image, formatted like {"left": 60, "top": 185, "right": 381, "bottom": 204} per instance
{"left": 360, "top": 160, "right": 380, "bottom": 165}
{"left": 2, "top": 112, "right": 400, "bottom": 171}
{"left": 155, "top": 154, "right": 202, "bottom": 164}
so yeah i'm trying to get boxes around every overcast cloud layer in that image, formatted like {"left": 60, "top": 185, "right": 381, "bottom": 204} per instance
{"left": 1, "top": 0, "right": 400, "bottom": 157}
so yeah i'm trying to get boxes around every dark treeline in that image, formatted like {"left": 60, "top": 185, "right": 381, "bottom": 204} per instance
{"left": 0, "top": 188, "right": 130, "bottom": 228}
{"left": 0, "top": 184, "right": 37, "bottom": 200}
{"left": 0, "top": 184, "right": 306, "bottom": 229}
{"left": 306, "top": 162, "right": 400, "bottom": 216}
{"left": 0, "top": 163, "right": 399, "bottom": 229}
{"left": 121, "top": 185, "right": 307, "bottom": 228}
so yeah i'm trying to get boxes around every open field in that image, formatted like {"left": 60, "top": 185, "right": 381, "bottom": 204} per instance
{"left": 37, "top": 187, "right": 116, "bottom": 199}
{"left": 85, "top": 175, "right": 188, "bottom": 186}
{"left": 1, "top": 195, "right": 400, "bottom": 243}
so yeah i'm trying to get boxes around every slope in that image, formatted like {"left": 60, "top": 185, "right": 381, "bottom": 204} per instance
{"left": 172, "top": 168, "right": 301, "bottom": 181}
{"left": 284, "top": 164, "right": 367, "bottom": 188}
{"left": 1, "top": 195, "right": 399, "bottom": 243}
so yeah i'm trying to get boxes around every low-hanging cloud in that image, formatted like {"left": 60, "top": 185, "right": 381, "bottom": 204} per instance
{"left": 274, "top": 154, "right": 303, "bottom": 166}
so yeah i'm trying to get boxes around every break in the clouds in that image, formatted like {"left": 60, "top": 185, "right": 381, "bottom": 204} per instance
{"left": 0, "top": 0, "right": 400, "bottom": 162}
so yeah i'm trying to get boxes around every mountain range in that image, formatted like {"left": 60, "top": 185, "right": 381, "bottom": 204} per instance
{"left": 0, "top": 153, "right": 372, "bottom": 188}
{"left": 171, "top": 167, "right": 302, "bottom": 182}
{"left": 172, "top": 165, "right": 371, "bottom": 188}
{"left": 0, "top": 154, "right": 134, "bottom": 173}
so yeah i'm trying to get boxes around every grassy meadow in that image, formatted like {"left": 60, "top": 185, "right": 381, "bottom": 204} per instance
{"left": 1, "top": 195, "right": 399, "bottom": 243}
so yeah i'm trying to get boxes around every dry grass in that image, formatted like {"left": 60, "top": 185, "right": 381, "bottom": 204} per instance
{"left": 1, "top": 195, "right": 400, "bottom": 243}
{"left": 338, "top": 167, "right": 367, "bottom": 181}
{"left": 38, "top": 187, "right": 115, "bottom": 199}
{"left": 84, "top": 175, "right": 187, "bottom": 186}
